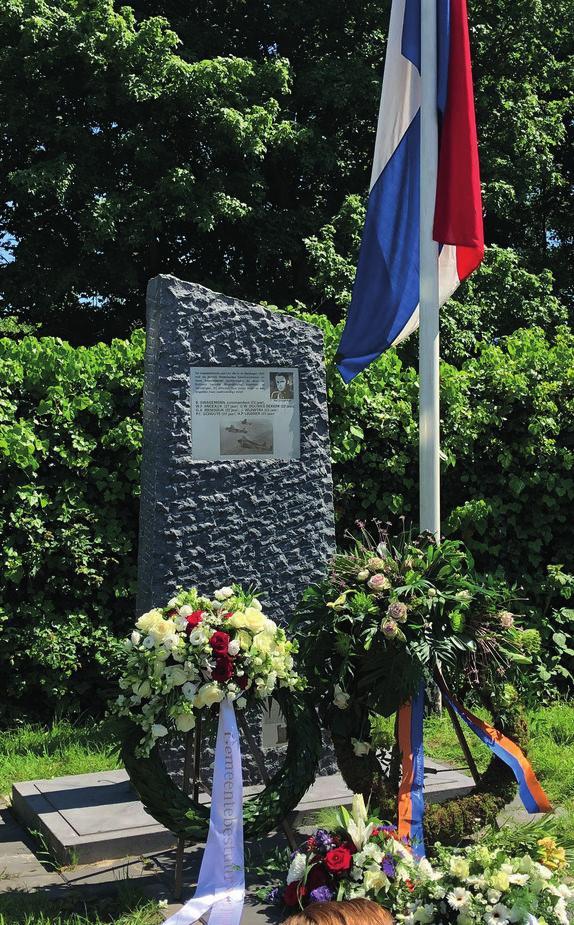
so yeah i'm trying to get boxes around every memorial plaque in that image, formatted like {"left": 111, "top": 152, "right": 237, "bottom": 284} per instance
{"left": 190, "top": 366, "right": 300, "bottom": 460}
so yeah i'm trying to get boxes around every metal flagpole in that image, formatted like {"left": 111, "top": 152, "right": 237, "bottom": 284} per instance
{"left": 419, "top": 0, "right": 441, "bottom": 539}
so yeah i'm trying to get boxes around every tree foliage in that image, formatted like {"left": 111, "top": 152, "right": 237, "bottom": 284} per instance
{"left": 0, "top": 0, "right": 572, "bottom": 338}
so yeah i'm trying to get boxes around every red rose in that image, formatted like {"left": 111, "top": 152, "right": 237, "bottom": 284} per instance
{"left": 222, "top": 612, "right": 233, "bottom": 620}
{"left": 324, "top": 846, "right": 353, "bottom": 874}
{"left": 237, "top": 674, "right": 249, "bottom": 690}
{"left": 405, "top": 879, "right": 414, "bottom": 892}
{"left": 212, "top": 655, "right": 234, "bottom": 682}
{"left": 306, "top": 864, "right": 329, "bottom": 891}
{"left": 210, "top": 631, "right": 230, "bottom": 655}
{"left": 283, "top": 881, "right": 306, "bottom": 907}
{"left": 185, "top": 611, "right": 204, "bottom": 632}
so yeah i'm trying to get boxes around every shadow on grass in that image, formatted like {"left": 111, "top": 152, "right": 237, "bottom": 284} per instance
{"left": 0, "top": 881, "right": 162, "bottom": 924}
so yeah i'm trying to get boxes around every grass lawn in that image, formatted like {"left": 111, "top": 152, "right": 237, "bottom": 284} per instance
{"left": 424, "top": 702, "right": 574, "bottom": 808}
{"left": 0, "top": 886, "right": 163, "bottom": 924}
{"left": 0, "top": 718, "right": 121, "bottom": 799}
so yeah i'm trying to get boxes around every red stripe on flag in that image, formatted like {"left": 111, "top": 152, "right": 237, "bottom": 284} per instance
{"left": 456, "top": 242, "right": 484, "bottom": 282}
{"left": 433, "top": 0, "right": 484, "bottom": 281}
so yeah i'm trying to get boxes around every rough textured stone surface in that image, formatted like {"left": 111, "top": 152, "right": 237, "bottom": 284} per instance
{"left": 137, "top": 276, "right": 336, "bottom": 784}
{"left": 137, "top": 275, "right": 335, "bottom": 618}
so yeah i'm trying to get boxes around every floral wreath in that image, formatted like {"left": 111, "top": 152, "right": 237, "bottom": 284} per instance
{"left": 113, "top": 585, "right": 322, "bottom": 839}
{"left": 292, "top": 528, "right": 540, "bottom": 842}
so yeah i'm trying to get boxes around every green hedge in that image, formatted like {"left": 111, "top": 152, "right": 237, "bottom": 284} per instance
{"left": 0, "top": 333, "right": 145, "bottom": 720}
{"left": 2, "top": 322, "right": 574, "bottom": 717}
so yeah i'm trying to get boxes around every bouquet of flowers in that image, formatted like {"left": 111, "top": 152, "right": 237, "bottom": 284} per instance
{"left": 267, "top": 798, "right": 574, "bottom": 925}
{"left": 267, "top": 794, "right": 419, "bottom": 910}
{"left": 112, "top": 584, "right": 303, "bottom": 756}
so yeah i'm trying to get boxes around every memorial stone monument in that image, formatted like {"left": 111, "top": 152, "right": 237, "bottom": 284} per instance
{"left": 137, "top": 275, "right": 336, "bottom": 781}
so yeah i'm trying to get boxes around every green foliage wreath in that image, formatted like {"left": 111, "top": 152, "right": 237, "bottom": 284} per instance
{"left": 120, "top": 686, "right": 322, "bottom": 839}
{"left": 292, "top": 528, "right": 540, "bottom": 843}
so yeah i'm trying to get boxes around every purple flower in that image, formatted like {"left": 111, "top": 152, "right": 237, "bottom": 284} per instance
{"left": 309, "top": 886, "right": 334, "bottom": 903}
{"left": 314, "top": 829, "right": 335, "bottom": 853}
{"left": 382, "top": 855, "right": 395, "bottom": 877}
{"left": 266, "top": 887, "right": 282, "bottom": 905}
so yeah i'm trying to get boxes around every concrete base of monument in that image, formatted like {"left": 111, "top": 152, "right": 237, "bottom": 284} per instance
{"left": 11, "top": 761, "right": 474, "bottom": 867}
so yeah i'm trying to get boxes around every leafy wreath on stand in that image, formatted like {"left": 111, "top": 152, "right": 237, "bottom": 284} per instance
{"left": 112, "top": 585, "right": 322, "bottom": 839}
{"left": 291, "top": 527, "right": 540, "bottom": 844}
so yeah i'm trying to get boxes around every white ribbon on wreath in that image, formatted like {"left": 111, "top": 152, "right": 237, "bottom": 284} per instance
{"left": 164, "top": 698, "right": 245, "bottom": 925}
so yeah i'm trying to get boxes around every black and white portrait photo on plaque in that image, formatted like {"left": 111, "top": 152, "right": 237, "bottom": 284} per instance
{"left": 269, "top": 371, "right": 294, "bottom": 400}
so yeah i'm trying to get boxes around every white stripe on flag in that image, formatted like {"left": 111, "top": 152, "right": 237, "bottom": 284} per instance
{"left": 370, "top": 0, "right": 421, "bottom": 190}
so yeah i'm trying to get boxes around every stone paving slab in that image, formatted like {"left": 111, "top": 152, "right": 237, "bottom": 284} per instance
{"left": 11, "top": 761, "right": 475, "bottom": 867}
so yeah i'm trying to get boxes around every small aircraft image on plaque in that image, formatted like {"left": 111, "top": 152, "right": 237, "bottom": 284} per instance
{"left": 219, "top": 418, "right": 274, "bottom": 456}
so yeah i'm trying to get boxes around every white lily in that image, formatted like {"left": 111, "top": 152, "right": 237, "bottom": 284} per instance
{"left": 345, "top": 794, "right": 374, "bottom": 850}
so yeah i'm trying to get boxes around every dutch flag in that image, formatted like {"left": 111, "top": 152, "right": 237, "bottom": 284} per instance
{"left": 336, "top": 0, "right": 484, "bottom": 383}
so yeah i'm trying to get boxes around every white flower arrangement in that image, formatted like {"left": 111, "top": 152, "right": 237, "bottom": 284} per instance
{"left": 395, "top": 840, "right": 573, "bottom": 925}
{"left": 112, "top": 585, "right": 303, "bottom": 756}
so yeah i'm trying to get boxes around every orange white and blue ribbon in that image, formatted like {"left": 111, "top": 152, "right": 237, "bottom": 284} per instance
{"left": 397, "top": 682, "right": 426, "bottom": 857}
{"left": 397, "top": 677, "right": 552, "bottom": 854}
{"left": 438, "top": 682, "right": 553, "bottom": 815}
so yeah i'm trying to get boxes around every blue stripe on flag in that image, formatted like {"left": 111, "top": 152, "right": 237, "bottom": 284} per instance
{"left": 410, "top": 683, "right": 426, "bottom": 857}
{"left": 401, "top": 0, "right": 421, "bottom": 70}
{"left": 336, "top": 112, "right": 420, "bottom": 382}
{"left": 437, "top": 0, "right": 451, "bottom": 117}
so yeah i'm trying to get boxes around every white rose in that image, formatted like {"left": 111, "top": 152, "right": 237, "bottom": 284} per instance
{"left": 189, "top": 627, "right": 208, "bottom": 646}
{"left": 166, "top": 597, "right": 179, "bottom": 610}
{"left": 333, "top": 684, "right": 350, "bottom": 709}
{"left": 142, "top": 635, "right": 155, "bottom": 650}
{"left": 253, "top": 631, "right": 275, "bottom": 654}
{"left": 175, "top": 713, "right": 196, "bottom": 733}
{"left": 286, "top": 852, "right": 306, "bottom": 885}
{"left": 227, "top": 608, "right": 264, "bottom": 633}
{"left": 195, "top": 683, "right": 225, "bottom": 709}
{"left": 236, "top": 697, "right": 247, "bottom": 709}
{"left": 164, "top": 665, "right": 187, "bottom": 686}
{"left": 131, "top": 630, "right": 142, "bottom": 645}
{"left": 228, "top": 639, "right": 241, "bottom": 656}
{"left": 133, "top": 679, "right": 152, "bottom": 698}
{"left": 136, "top": 609, "right": 164, "bottom": 633}
{"left": 151, "top": 723, "right": 168, "bottom": 738}
{"left": 251, "top": 598, "right": 263, "bottom": 611}
{"left": 182, "top": 682, "right": 198, "bottom": 701}
{"left": 214, "top": 587, "right": 234, "bottom": 601}
{"left": 263, "top": 619, "right": 277, "bottom": 633}
{"left": 179, "top": 605, "right": 194, "bottom": 617}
